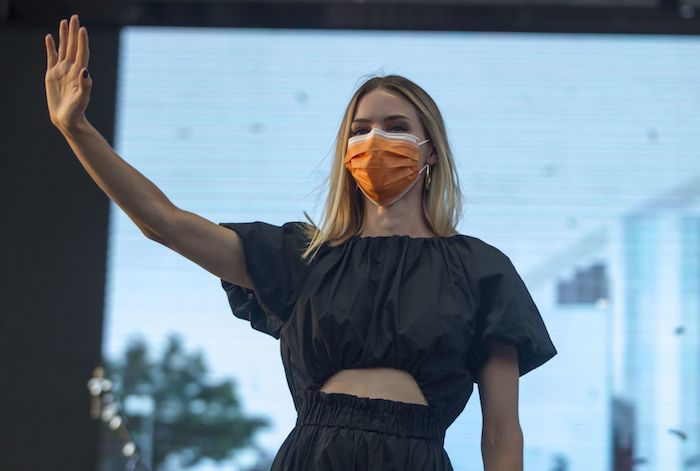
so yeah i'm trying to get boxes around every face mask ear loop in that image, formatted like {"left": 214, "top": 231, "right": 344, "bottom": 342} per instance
{"left": 382, "top": 163, "right": 429, "bottom": 207}
{"left": 356, "top": 181, "right": 382, "bottom": 207}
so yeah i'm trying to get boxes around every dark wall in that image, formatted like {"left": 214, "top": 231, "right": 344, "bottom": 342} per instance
{"left": 0, "top": 25, "right": 120, "bottom": 471}
{"left": 5, "top": 0, "right": 700, "bottom": 34}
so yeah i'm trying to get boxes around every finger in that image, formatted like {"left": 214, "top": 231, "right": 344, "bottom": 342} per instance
{"left": 76, "top": 27, "right": 90, "bottom": 71}
{"left": 58, "top": 19, "right": 67, "bottom": 60}
{"left": 80, "top": 68, "right": 92, "bottom": 91}
{"left": 45, "top": 34, "right": 58, "bottom": 69}
{"left": 66, "top": 14, "right": 78, "bottom": 63}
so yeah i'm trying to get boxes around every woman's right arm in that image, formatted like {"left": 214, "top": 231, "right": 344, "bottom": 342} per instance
{"left": 45, "top": 14, "right": 253, "bottom": 289}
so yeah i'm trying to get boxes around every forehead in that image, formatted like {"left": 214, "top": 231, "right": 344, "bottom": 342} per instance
{"left": 353, "top": 88, "right": 418, "bottom": 121}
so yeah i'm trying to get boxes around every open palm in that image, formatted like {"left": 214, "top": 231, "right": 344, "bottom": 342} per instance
{"left": 44, "top": 14, "right": 92, "bottom": 131}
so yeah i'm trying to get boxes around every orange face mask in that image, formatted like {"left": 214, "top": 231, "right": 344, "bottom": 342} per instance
{"left": 344, "top": 128, "right": 431, "bottom": 207}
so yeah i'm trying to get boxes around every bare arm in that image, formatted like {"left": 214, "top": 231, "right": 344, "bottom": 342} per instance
{"left": 478, "top": 338, "right": 524, "bottom": 471}
{"left": 159, "top": 209, "right": 253, "bottom": 289}
{"left": 61, "top": 123, "right": 254, "bottom": 289}
{"left": 59, "top": 119, "right": 174, "bottom": 241}
{"left": 45, "top": 14, "right": 253, "bottom": 289}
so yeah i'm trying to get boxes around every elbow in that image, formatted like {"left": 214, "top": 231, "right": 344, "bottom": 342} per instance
{"left": 141, "top": 226, "right": 168, "bottom": 246}
{"left": 140, "top": 225, "right": 158, "bottom": 240}
{"left": 481, "top": 424, "right": 524, "bottom": 471}
{"left": 138, "top": 204, "right": 178, "bottom": 245}
{"left": 482, "top": 421, "right": 522, "bottom": 446}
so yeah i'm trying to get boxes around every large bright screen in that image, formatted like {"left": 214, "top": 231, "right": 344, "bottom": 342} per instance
{"left": 101, "top": 27, "right": 700, "bottom": 470}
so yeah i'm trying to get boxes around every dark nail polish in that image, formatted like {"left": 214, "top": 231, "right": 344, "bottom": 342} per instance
{"left": 83, "top": 69, "right": 89, "bottom": 79}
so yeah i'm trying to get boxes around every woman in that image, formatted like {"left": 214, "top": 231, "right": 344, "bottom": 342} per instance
{"left": 45, "top": 15, "right": 557, "bottom": 470}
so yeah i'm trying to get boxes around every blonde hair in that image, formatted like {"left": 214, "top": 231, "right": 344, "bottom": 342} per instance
{"left": 301, "top": 74, "right": 465, "bottom": 261}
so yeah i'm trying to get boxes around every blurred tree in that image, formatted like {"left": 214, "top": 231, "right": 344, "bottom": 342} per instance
{"left": 99, "top": 333, "right": 271, "bottom": 471}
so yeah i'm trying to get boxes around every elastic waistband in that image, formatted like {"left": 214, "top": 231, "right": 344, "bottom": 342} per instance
{"left": 296, "top": 389, "right": 445, "bottom": 445}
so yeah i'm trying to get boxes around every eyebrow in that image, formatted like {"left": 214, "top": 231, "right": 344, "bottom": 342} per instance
{"left": 352, "top": 114, "right": 411, "bottom": 124}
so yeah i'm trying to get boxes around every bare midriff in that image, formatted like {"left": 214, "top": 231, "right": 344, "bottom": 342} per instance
{"left": 318, "top": 367, "right": 429, "bottom": 406}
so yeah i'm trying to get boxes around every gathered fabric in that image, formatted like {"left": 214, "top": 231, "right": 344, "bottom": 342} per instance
{"left": 269, "top": 389, "right": 453, "bottom": 470}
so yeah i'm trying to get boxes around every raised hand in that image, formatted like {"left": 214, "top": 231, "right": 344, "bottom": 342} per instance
{"left": 44, "top": 14, "right": 93, "bottom": 132}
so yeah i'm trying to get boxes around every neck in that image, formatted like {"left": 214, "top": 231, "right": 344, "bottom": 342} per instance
{"left": 359, "top": 183, "right": 436, "bottom": 238}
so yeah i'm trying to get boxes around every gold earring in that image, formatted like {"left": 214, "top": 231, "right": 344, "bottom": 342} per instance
{"left": 425, "top": 165, "right": 432, "bottom": 191}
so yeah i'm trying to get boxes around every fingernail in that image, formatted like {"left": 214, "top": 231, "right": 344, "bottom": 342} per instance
{"left": 83, "top": 69, "right": 89, "bottom": 79}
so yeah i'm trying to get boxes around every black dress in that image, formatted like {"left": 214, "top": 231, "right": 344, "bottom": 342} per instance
{"left": 219, "top": 220, "right": 557, "bottom": 470}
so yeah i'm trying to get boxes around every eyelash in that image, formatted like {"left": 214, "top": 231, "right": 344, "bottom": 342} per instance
{"left": 351, "top": 124, "right": 408, "bottom": 136}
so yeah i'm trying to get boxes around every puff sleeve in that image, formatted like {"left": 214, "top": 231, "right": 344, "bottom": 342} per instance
{"left": 218, "top": 221, "right": 311, "bottom": 339}
{"left": 467, "top": 245, "right": 557, "bottom": 382}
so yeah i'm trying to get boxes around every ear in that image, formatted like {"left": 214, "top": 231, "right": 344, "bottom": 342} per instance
{"left": 427, "top": 145, "right": 438, "bottom": 165}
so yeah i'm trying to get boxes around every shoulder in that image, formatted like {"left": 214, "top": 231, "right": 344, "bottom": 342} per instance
{"left": 281, "top": 220, "right": 314, "bottom": 234}
{"left": 458, "top": 234, "right": 511, "bottom": 264}
{"left": 460, "top": 234, "right": 504, "bottom": 254}
{"left": 453, "top": 234, "right": 521, "bottom": 285}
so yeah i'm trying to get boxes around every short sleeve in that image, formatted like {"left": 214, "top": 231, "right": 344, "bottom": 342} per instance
{"left": 218, "top": 221, "right": 311, "bottom": 339}
{"left": 467, "top": 246, "right": 557, "bottom": 382}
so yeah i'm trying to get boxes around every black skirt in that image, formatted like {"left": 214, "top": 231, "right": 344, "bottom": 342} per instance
{"left": 270, "top": 389, "right": 454, "bottom": 470}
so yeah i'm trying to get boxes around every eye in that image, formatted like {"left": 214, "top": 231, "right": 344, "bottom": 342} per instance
{"left": 390, "top": 124, "right": 408, "bottom": 132}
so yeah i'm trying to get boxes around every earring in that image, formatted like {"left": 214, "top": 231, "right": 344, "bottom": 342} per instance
{"left": 425, "top": 165, "right": 432, "bottom": 191}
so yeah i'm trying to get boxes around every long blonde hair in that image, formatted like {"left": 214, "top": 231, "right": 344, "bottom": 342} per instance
{"left": 301, "top": 74, "right": 464, "bottom": 261}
